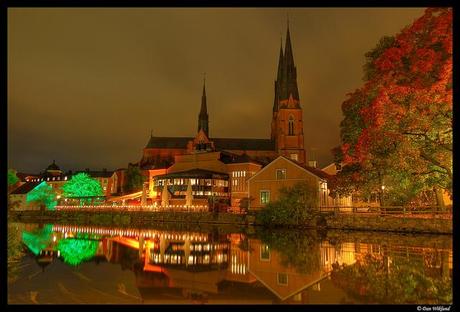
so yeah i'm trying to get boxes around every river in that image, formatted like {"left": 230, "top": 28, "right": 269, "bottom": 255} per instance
{"left": 7, "top": 221, "right": 452, "bottom": 304}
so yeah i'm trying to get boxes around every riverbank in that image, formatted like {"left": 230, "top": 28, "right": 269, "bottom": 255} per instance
{"left": 9, "top": 210, "right": 452, "bottom": 234}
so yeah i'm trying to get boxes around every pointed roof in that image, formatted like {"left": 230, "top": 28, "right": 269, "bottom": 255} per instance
{"left": 284, "top": 22, "right": 294, "bottom": 71}
{"left": 273, "top": 21, "right": 300, "bottom": 109}
{"left": 277, "top": 36, "right": 284, "bottom": 81}
{"left": 199, "top": 76, "right": 207, "bottom": 117}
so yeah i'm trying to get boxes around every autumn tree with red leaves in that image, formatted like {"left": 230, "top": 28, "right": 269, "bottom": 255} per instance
{"left": 333, "top": 8, "right": 452, "bottom": 208}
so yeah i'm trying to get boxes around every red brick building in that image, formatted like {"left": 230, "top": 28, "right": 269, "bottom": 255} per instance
{"left": 139, "top": 25, "right": 306, "bottom": 172}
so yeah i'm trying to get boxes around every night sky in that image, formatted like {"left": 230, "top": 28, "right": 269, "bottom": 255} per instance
{"left": 8, "top": 8, "right": 425, "bottom": 173}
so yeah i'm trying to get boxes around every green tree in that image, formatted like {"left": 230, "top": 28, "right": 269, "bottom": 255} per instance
{"left": 256, "top": 228, "right": 322, "bottom": 274}
{"left": 57, "top": 238, "right": 99, "bottom": 266}
{"left": 256, "top": 181, "right": 319, "bottom": 226}
{"left": 8, "top": 169, "right": 20, "bottom": 187}
{"left": 125, "top": 164, "right": 145, "bottom": 193}
{"left": 26, "top": 182, "right": 57, "bottom": 211}
{"left": 62, "top": 173, "right": 103, "bottom": 205}
{"left": 331, "top": 253, "right": 452, "bottom": 304}
{"left": 8, "top": 169, "right": 21, "bottom": 211}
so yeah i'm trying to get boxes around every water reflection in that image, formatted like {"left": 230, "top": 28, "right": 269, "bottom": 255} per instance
{"left": 8, "top": 223, "right": 452, "bottom": 304}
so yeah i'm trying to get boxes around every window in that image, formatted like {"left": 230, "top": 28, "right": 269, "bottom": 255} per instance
{"left": 260, "top": 190, "right": 270, "bottom": 205}
{"left": 277, "top": 273, "right": 288, "bottom": 285}
{"left": 260, "top": 245, "right": 270, "bottom": 261}
{"left": 276, "top": 169, "right": 286, "bottom": 180}
{"left": 290, "top": 154, "right": 298, "bottom": 161}
{"left": 288, "top": 115, "right": 294, "bottom": 136}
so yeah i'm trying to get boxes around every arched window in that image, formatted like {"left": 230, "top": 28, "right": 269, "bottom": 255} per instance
{"left": 288, "top": 115, "right": 295, "bottom": 136}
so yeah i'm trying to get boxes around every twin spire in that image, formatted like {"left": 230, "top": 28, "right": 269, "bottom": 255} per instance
{"left": 197, "top": 20, "right": 298, "bottom": 136}
{"left": 273, "top": 21, "right": 300, "bottom": 112}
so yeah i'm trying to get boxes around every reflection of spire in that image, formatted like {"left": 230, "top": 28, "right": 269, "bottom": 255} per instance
{"left": 161, "top": 183, "right": 170, "bottom": 206}
{"left": 185, "top": 179, "right": 193, "bottom": 207}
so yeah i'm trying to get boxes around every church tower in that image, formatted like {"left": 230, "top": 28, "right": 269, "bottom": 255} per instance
{"left": 198, "top": 78, "right": 209, "bottom": 137}
{"left": 271, "top": 23, "right": 306, "bottom": 165}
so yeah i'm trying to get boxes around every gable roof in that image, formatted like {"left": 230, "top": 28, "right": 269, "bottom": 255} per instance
{"left": 10, "top": 182, "right": 41, "bottom": 195}
{"left": 145, "top": 136, "right": 275, "bottom": 151}
{"left": 145, "top": 136, "right": 192, "bottom": 149}
{"left": 219, "top": 151, "right": 263, "bottom": 165}
{"left": 213, "top": 138, "right": 275, "bottom": 151}
{"left": 247, "top": 155, "right": 328, "bottom": 182}
{"left": 16, "top": 172, "right": 39, "bottom": 182}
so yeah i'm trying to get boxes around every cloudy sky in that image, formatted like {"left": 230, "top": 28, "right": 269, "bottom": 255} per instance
{"left": 8, "top": 8, "right": 425, "bottom": 173}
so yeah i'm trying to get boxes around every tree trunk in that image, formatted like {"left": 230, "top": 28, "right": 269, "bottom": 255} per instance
{"left": 434, "top": 187, "right": 445, "bottom": 212}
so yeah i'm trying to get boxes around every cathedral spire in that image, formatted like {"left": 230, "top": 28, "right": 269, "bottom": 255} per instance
{"left": 198, "top": 74, "right": 209, "bottom": 136}
{"left": 283, "top": 19, "right": 299, "bottom": 101}
{"left": 277, "top": 35, "right": 284, "bottom": 81}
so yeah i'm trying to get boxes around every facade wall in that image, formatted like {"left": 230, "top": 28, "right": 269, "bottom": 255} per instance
{"left": 248, "top": 239, "right": 324, "bottom": 301}
{"left": 273, "top": 107, "right": 306, "bottom": 165}
{"left": 248, "top": 157, "right": 322, "bottom": 210}
{"left": 226, "top": 163, "right": 262, "bottom": 210}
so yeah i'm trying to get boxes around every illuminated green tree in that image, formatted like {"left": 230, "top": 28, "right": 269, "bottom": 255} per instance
{"left": 8, "top": 169, "right": 19, "bottom": 187}
{"left": 57, "top": 239, "right": 98, "bottom": 266}
{"left": 21, "top": 224, "right": 53, "bottom": 256}
{"left": 62, "top": 173, "right": 103, "bottom": 205}
{"left": 8, "top": 169, "right": 21, "bottom": 210}
{"left": 26, "top": 182, "right": 57, "bottom": 211}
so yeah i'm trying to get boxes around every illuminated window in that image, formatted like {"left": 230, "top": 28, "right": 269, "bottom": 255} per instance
{"left": 260, "top": 190, "right": 270, "bottom": 205}
{"left": 260, "top": 245, "right": 270, "bottom": 261}
{"left": 276, "top": 169, "right": 286, "bottom": 180}
{"left": 278, "top": 273, "right": 288, "bottom": 285}
{"left": 290, "top": 154, "right": 298, "bottom": 161}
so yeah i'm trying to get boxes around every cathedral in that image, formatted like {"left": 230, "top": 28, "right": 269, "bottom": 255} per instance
{"left": 139, "top": 24, "right": 306, "bottom": 170}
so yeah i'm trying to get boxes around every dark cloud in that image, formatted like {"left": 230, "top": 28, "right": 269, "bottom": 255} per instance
{"left": 8, "top": 8, "right": 425, "bottom": 172}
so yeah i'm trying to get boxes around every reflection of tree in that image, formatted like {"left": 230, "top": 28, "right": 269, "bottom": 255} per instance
{"left": 8, "top": 223, "right": 25, "bottom": 283}
{"left": 331, "top": 253, "right": 452, "bottom": 304}
{"left": 21, "top": 224, "right": 53, "bottom": 256}
{"left": 255, "top": 228, "right": 322, "bottom": 275}
{"left": 57, "top": 239, "right": 98, "bottom": 266}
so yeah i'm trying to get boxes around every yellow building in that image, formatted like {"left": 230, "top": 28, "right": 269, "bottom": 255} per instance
{"left": 247, "top": 156, "right": 330, "bottom": 210}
